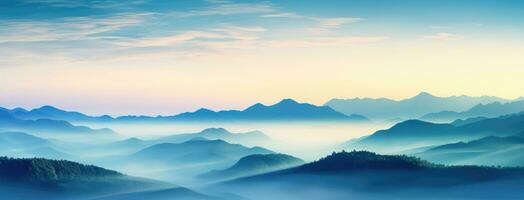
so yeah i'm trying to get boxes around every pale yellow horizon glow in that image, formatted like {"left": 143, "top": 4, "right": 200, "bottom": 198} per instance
{"left": 1, "top": 38, "right": 523, "bottom": 116}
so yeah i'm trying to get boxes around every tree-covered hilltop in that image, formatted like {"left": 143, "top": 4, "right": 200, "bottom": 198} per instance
{"left": 294, "top": 150, "right": 441, "bottom": 173}
{"left": 0, "top": 157, "right": 121, "bottom": 184}
{"left": 199, "top": 153, "right": 305, "bottom": 180}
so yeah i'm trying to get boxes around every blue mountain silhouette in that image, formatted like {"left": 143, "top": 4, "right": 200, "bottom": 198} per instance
{"left": 325, "top": 92, "right": 514, "bottom": 121}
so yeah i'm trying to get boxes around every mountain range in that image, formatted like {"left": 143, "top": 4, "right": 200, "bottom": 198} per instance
{"left": 0, "top": 110, "right": 114, "bottom": 136}
{"left": 421, "top": 100, "right": 524, "bottom": 122}
{"left": 113, "top": 139, "right": 275, "bottom": 184}
{"left": 325, "top": 92, "right": 517, "bottom": 121}
{"left": 1, "top": 98, "right": 368, "bottom": 123}
{"left": 96, "top": 128, "right": 272, "bottom": 156}
{"left": 129, "top": 139, "right": 273, "bottom": 165}
{"left": 1, "top": 105, "right": 112, "bottom": 122}
{"left": 416, "top": 135, "right": 524, "bottom": 166}
{"left": 118, "top": 99, "right": 368, "bottom": 122}
{"left": 348, "top": 112, "right": 524, "bottom": 153}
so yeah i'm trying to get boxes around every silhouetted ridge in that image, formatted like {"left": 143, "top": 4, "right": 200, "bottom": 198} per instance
{"left": 170, "top": 98, "right": 368, "bottom": 121}
{"left": 199, "top": 128, "right": 230, "bottom": 135}
{"left": 325, "top": 92, "right": 511, "bottom": 120}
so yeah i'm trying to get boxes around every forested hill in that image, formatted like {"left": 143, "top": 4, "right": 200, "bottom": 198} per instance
{"left": 0, "top": 157, "right": 121, "bottom": 184}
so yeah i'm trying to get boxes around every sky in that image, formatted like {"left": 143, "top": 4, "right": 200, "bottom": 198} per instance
{"left": 0, "top": 0, "right": 523, "bottom": 115}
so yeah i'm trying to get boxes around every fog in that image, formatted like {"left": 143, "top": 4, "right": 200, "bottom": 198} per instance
{"left": 77, "top": 121, "right": 392, "bottom": 161}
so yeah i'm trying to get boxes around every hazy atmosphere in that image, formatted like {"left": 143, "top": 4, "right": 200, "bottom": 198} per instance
{"left": 1, "top": 1, "right": 524, "bottom": 200}
{"left": 1, "top": 0, "right": 524, "bottom": 115}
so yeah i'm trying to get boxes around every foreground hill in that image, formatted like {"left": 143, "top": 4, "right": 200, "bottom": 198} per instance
{"left": 325, "top": 92, "right": 511, "bottom": 121}
{"left": 0, "top": 157, "right": 171, "bottom": 200}
{"left": 199, "top": 154, "right": 305, "bottom": 181}
{"left": 421, "top": 100, "right": 524, "bottom": 122}
{"left": 214, "top": 151, "right": 524, "bottom": 200}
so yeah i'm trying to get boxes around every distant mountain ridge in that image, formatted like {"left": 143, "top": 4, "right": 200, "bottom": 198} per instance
{"left": 416, "top": 135, "right": 524, "bottom": 166}
{"left": 119, "top": 98, "right": 368, "bottom": 122}
{"left": 130, "top": 139, "right": 273, "bottom": 165}
{"left": 3, "top": 105, "right": 113, "bottom": 122}
{"left": 2, "top": 98, "right": 369, "bottom": 123}
{"left": 421, "top": 100, "right": 524, "bottom": 122}
{"left": 97, "top": 128, "right": 272, "bottom": 155}
{"left": 325, "top": 92, "right": 516, "bottom": 121}
{"left": 349, "top": 112, "right": 524, "bottom": 153}
{"left": 0, "top": 110, "right": 114, "bottom": 136}
{"left": 158, "top": 128, "right": 271, "bottom": 147}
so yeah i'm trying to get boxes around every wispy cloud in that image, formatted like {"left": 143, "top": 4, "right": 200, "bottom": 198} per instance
{"left": 21, "top": 0, "right": 149, "bottom": 9}
{"left": 116, "top": 25, "right": 265, "bottom": 48}
{"left": 0, "top": 13, "right": 152, "bottom": 43}
{"left": 422, "top": 32, "right": 463, "bottom": 41}
{"left": 261, "top": 12, "right": 303, "bottom": 18}
{"left": 430, "top": 25, "right": 454, "bottom": 29}
{"left": 172, "top": 2, "right": 275, "bottom": 17}
{"left": 309, "top": 17, "right": 362, "bottom": 34}
{"left": 266, "top": 36, "right": 390, "bottom": 48}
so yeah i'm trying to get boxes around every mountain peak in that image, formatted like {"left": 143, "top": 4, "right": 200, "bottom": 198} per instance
{"left": 36, "top": 105, "right": 61, "bottom": 112}
{"left": 194, "top": 108, "right": 215, "bottom": 113}
{"left": 244, "top": 103, "right": 266, "bottom": 111}
{"left": 276, "top": 98, "right": 299, "bottom": 105}
{"left": 199, "top": 128, "right": 230, "bottom": 135}
{"left": 413, "top": 91, "right": 435, "bottom": 99}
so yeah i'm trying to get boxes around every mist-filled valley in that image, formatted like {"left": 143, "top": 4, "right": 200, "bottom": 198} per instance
{"left": 2, "top": 1, "right": 524, "bottom": 198}
{"left": 3, "top": 92, "right": 524, "bottom": 199}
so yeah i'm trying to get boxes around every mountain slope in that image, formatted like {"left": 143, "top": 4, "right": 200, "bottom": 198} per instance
{"left": 199, "top": 153, "right": 304, "bottom": 180}
{"left": 118, "top": 139, "right": 274, "bottom": 184}
{"left": 421, "top": 100, "right": 524, "bottom": 122}
{"left": 130, "top": 140, "right": 273, "bottom": 165}
{"left": 352, "top": 120, "right": 458, "bottom": 151}
{"left": 325, "top": 92, "right": 511, "bottom": 121}
{"left": 158, "top": 128, "right": 271, "bottom": 147}
{"left": 350, "top": 113, "right": 524, "bottom": 153}
{"left": 0, "top": 132, "right": 71, "bottom": 159}
{"left": 416, "top": 136, "right": 524, "bottom": 166}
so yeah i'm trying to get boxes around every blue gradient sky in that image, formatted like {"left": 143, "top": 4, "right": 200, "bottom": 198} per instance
{"left": 1, "top": 0, "right": 523, "bottom": 115}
